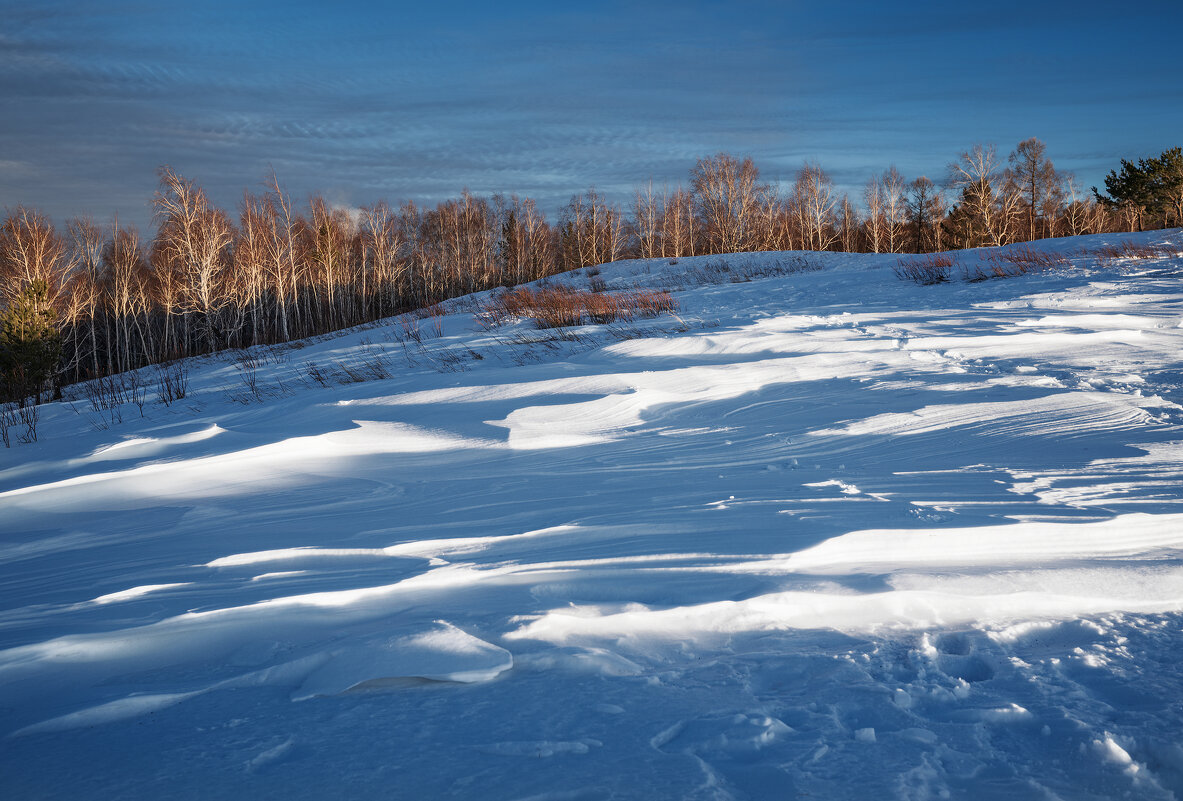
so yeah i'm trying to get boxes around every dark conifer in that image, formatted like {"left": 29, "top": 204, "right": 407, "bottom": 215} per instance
{"left": 0, "top": 279, "right": 61, "bottom": 405}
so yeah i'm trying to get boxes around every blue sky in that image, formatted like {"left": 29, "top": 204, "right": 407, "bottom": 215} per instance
{"left": 2, "top": 0, "right": 1180, "bottom": 230}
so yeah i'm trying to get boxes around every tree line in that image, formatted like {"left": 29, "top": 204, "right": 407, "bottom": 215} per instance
{"left": 1, "top": 139, "right": 1180, "bottom": 404}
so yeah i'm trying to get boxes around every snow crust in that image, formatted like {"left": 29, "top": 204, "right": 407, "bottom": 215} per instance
{"left": 3, "top": 230, "right": 1183, "bottom": 799}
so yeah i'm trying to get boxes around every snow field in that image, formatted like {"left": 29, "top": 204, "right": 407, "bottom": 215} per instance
{"left": 1, "top": 230, "right": 1183, "bottom": 798}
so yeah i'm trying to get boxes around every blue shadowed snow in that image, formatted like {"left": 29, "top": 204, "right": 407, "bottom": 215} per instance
{"left": 3, "top": 230, "right": 1183, "bottom": 799}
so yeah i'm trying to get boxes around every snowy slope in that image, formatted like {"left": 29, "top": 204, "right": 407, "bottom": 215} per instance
{"left": 2, "top": 231, "right": 1183, "bottom": 800}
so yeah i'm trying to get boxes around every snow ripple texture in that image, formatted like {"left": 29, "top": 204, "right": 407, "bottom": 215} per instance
{"left": 3, "top": 231, "right": 1183, "bottom": 799}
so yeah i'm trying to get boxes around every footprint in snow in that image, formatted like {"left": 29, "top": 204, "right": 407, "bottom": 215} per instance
{"left": 246, "top": 737, "right": 297, "bottom": 772}
{"left": 933, "top": 633, "right": 996, "bottom": 684}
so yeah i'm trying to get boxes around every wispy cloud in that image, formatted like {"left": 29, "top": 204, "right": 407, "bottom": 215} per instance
{"left": 2, "top": 0, "right": 1180, "bottom": 229}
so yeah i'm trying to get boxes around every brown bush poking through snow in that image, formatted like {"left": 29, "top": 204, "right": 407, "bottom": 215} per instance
{"left": 893, "top": 254, "right": 956, "bottom": 284}
{"left": 987, "top": 246, "right": 1070, "bottom": 273}
{"left": 482, "top": 286, "right": 677, "bottom": 329}
{"left": 902, "top": 246, "right": 1078, "bottom": 284}
{"left": 1092, "top": 241, "right": 1179, "bottom": 264}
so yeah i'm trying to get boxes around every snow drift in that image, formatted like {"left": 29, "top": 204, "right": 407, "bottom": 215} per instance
{"left": 2, "top": 230, "right": 1183, "bottom": 799}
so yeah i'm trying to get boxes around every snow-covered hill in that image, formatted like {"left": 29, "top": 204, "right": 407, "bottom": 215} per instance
{"left": 3, "top": 231, "right": 1183, "bottom": 800}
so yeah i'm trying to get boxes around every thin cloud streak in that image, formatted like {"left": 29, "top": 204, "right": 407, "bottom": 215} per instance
{"left": 1, "top": 0, "right": 1180, "bottom": 230}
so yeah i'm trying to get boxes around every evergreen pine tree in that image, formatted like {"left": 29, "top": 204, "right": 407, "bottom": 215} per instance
{"left": 943, "top": 183, "right": 990, "bottom": 249}
{"left": 1150, "top": 147, "right": 1183, "bottom": 227}
{"left": 0, "top": 279, "right": 62, "bottom": 405}
{"left": 1093, "top": 147, "right": 1183, "bottom": 230}
{"left": 1095, "top": 158, "right": 1155, "bottom": 230}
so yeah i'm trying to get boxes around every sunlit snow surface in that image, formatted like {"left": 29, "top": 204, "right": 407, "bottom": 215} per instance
{"left": 3, "top": 232, "right": 1183, "bottom": 799}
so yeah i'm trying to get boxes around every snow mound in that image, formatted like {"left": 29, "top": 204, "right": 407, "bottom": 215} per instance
{"left": 13, "top": 691, "right": 203, "bottom": 736}
{"left": 293, "top": 621, "right": 511, "bottom": 699}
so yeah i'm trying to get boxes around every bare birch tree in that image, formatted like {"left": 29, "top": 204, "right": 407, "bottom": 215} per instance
{"left": 882, "top": 167, "right": 907, "bottom": 253}
{"left": 792, "top": 163, "right": 840, "bottom": 251}
{"left": 153, "top": 167, "right": 234, "bottom": 353}
{"left": 864, "top": 175, "right": 885, "bottom": 253}
{"left": 691, "top": 153, "right": 765, "bottom": 254}
{"left": 948, "top": 145, "right": 1008, "bottom": 247}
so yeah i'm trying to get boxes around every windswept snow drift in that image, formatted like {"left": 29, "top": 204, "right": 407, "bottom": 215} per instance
{"left": 3, "top": 231, "right": 1183, "bottom": 800}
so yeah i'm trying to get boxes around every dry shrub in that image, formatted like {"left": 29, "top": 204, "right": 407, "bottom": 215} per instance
{"left": 983, "top": 246, "right": 1069, "bottom": 277}
{"left": 522, "top": 287, "right": 585, "bottom": 328}
{"left": 483, "top": 286, "right": 677, "bottom": 329}
{"left": 583, "top": 292, "right": 619, "bottom": 324}
{"left": 155, "top": 361, "right": 189, "bottom": 405}
{"left": 659, "top": 255, "right": 821, "bottom": 291}
{"left": 893, "top": 254, "right": 955, "bottom": 284}
{"left": 400, "top": 303, "right": 447, "bottom": 340}
{"left": 399, "top": 316, "right": 424, "bottom": 343}
{"left": 623, "top": 290, "right": 678, "bottom": 318}
{"left": 1093, "top": 241, "right": 1178, "bottom": 264}
{"left": 18, "top": 403, "right": 39, "bottom": 443}
{"left": 424, "top": 304, "right": 446, "bottom": 337}
{"left": 0, "top": 403, "right": 16, "bottom": 448}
